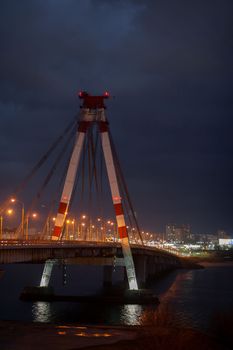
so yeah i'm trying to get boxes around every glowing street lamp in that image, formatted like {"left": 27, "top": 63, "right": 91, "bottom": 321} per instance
{"left": 71, "top": 220, "right": 75, "bottom": 239}
{"left": 0, "top": 216, "right": 2, "bottom": 240}
{"left": 25, "top": 213, "right": 38, "bottom": 241}
{"left": 10, "top": 198, "right": 25, "bottom": 239}
{"left": 0, "top": 208, "right": 15, "bottom": 240}
{"left": 65, "top": 219, "right": 70, "bottom": 240}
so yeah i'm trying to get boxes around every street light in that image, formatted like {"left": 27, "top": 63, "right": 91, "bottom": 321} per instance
{"left": 0, "top": 208, "right": 14, "bottom": 240}
{"left": 66, "top": 219, "right": 70, "bottom": 240}
{"left": 25, "top": 213, "right": 38, "bottom": 241}
{"left": 10, "top": 198, "right": 25, "bottom": 240}
{"left": 71, "top": 220, "right": 75, "bottom": 239}
{"left": 0, "top": 215, "right": 3, "bottom": 240}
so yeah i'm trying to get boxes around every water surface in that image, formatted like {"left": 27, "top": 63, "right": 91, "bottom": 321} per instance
{"left": 0, "top": 262, "right": 233, "bottom": 330}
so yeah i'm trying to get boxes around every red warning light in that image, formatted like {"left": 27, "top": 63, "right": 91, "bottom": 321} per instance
{"left": 78, "top": 91, "right": 110, "bottom": 109}
{"left": 103, "top": 91, "right": 110, "bottom": 97}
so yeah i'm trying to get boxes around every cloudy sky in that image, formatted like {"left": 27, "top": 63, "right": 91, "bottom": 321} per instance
{"left": 0, "top": 0, "right": 232, "bottom": 233}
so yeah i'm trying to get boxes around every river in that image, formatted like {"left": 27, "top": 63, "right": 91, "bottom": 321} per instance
{"left": 0, "top": 262, "right": 233, "bottom": 332}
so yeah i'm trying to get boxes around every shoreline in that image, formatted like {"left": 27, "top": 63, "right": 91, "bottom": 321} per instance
{"left": 0, "top": 319, "right": 229, "bottom": 350}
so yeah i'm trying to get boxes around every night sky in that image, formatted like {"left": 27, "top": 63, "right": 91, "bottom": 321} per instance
{"left": 0, "top": 0, "right": 232, "bottom": 234}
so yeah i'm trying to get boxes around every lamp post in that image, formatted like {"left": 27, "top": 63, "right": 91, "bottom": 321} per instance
{"left": 0, "top": 216, "right": 2, "bottom": 240}
{"left": 10, "top": 198, "right": 25, "bottom": 240}
{"left": 0, "top": 208, "right": 14, "bottom": 240}
{"left": 66, "top": 220, "right": 70, "bottom": 240}
{"left": 25, "top": 212, "right": 37, "bottom": 241}
{"left": 71, "top": 220, "right": 75, "bottom": 240}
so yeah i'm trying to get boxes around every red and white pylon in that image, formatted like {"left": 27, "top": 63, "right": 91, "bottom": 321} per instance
{"left": 41, "top": 91, "right": 138, "bottom": 290}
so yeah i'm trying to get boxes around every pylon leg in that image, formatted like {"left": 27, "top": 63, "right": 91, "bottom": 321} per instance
{"left": 100, "top": 124, "right": 138, "bottom": 290}
{"left": 40, "top": 259, "right": 56, "bottom": 287}
{"left": 40, "top": 121, "right": 89, "bottom": 285}
{"left": 52, "top": 125, "right": 88, "bottom": 241}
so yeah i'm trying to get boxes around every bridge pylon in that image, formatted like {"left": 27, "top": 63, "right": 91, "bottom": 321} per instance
{"left": 40, "top": 91, "right": 138, "bottom": 290}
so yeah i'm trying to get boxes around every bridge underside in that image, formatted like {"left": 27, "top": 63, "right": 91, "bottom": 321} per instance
{"left": 0, "top": 243, "right": 181, "bottom": 288}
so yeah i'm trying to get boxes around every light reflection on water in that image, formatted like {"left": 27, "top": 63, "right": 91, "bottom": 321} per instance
{"left": 1, "top": 263, "right": 233, "bottom": 329}
{"left": 32, "top": 302, "right": 51, "bottom": 322}
{"left": 120, "top": 304, "right": 143, "bottom": 325}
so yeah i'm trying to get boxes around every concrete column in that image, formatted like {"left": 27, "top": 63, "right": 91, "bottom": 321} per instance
{"left": 103, "top": 265, "right": 113, "bottom": 287}
{"left": 134, "top": 256, "right": 147, "bottom": 288}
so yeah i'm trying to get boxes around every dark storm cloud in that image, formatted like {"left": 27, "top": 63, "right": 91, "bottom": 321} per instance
{"left": 0, "top": 0, "right": 233, "bottom": 233}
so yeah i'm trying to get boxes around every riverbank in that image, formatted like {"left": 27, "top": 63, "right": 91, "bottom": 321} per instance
{"left": 0, "top": 320, "right": 137, "bottom": 350}
{"left": 0, "top": 320, "right": 231, "bottom": 350}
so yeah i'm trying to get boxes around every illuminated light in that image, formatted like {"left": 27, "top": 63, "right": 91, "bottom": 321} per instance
{"left": 75, "top": 332, "right": 87, "bottom": 337}
{"left": 56, "top": 325, "right": 69, "bottom": 329}
{"left": 111, "top": 222, "right": 114, "bottom": 226}
{"left": 7, "top": 209, "right": 13, "bottom": 215}
{"left": 52, "top": 217, "right": 56, "bottom": 221}
{"left": 81, "top": 223, "right": 85, "bottom": 227}
{"left": 107, "top": 220, "right": 111, "bottom": 224}
{"left": 82, "top": 215, "right": 86, "bottom": 219}
{"left": 10, "top": 198, "right": 16, "bottom": 203}
{"left": 92, "top": 225, "right": 95, "bottom": 228}
{"left": 78, "top": 91, "right": 83, "bottom": 97}
{"left": 101, "top": 227, "right": 103, "bottom": 230}
{"left": 57, "top": 331, "right": 66, "bottom": 335}
{"left": 103, "top": 91, "right": 110, "bottom": 97}
{"left": 32, "top": 213, "right": 37, "bottom": 218}
{"left": 97, "top": 218, "right": 101, "bottom": 222}
{"left": 66, "top": 220, "right": 70, "bottom": 224}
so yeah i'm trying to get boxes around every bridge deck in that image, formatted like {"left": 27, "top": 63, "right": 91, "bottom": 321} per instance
{"left": 0, "top": 240, "right": 179, "bottom": 264}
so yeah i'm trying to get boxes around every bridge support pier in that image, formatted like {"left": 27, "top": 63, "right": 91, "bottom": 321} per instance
{"left": 40, "top": 259, "right": 56, "bottom": 287}
{"left": 134, "top": 256, "right": 147, "bottom": 288}
{"left": 103, "top": 265, "right": 113, "bottom": 287}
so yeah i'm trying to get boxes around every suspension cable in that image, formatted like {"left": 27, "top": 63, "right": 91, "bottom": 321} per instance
{"left": 14, "top": 117, "right": 77, "bottom": 195}
{"left": 109, "top": 131, "right": 144, "bottom": 245}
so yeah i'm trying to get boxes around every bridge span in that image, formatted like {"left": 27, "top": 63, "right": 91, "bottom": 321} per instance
{"left": 0, "top": 241, "right": 181, "bottom": 287}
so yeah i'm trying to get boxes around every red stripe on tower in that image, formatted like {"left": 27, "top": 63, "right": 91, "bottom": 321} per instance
{"left": 114, "top": 203, "right": 123, "bottom": 216}
{"left": 78, "top": 121, "right": 91, "bottom": 133}
{"left": 53, "top": 226, "right": 62, "bottom": 237}
{"left": 58, "top": 202, "right": 67, "bottom": 215}
{"left": 118, "top": 226, "right": 128, "bottom": 239}
{"left": 98, "top": 121, "right": 109, "bottom": 133}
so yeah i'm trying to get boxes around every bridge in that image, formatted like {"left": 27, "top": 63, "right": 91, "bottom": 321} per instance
{"left": 1, "top": 92, "right": 180, "bottom": 298}
{"left": 0, "top": 240, "right": 180, "bottom": 288}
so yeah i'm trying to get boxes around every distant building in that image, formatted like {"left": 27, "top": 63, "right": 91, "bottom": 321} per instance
{"left": 219, "top": 238, "right": 233, "bottom": 247}
{"left": 166, "top": 223, "right": 191, "bottom": 242}
{"left": 217, "top": 230, "right": 230, "bottom": 239}
{"left": 165, "top": 224, "right": 176, "bottom": 240}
